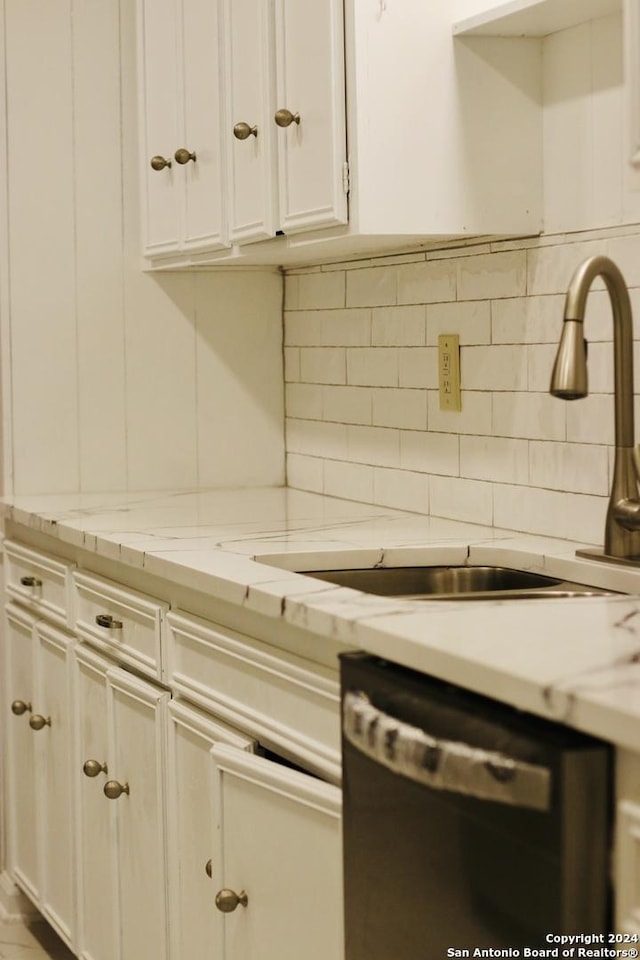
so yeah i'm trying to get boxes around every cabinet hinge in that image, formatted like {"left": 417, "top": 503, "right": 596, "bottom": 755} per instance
{"left": 342, "top": 160, "right": 351, "bottom": 196}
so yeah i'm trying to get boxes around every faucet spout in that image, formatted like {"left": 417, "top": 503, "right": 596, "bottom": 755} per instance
{"left": 550, "top": 255, "right": 640, "bottom": 561}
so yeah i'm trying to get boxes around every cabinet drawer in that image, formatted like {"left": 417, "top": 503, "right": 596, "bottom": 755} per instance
{"left": 166, "top": 610, "right": 340, "bottom": 783}
{"left": 5, "top": 540, "right": 73, "bottom": 628}
{"left": 72, "top": 571, "right": 167, "bottom": 681}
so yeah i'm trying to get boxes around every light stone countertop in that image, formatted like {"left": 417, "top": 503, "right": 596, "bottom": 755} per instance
{"left": 4, "top": 486, "right": 640, "bottom": 752}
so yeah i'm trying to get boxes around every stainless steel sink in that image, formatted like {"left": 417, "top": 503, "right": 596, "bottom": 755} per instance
{"left": 303, "top": 565, "right": 617, "bottom": 601}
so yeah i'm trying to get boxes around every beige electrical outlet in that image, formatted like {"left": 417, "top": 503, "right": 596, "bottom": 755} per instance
{"left": 438, "top": 334, "right": 461, "bottom": 412}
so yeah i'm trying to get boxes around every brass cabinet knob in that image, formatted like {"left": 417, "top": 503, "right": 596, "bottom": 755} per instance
{"left": 104, "top": 780, "right": 129, "bottom": 800}
{"left": 11, "top": 700, "right": 31, "bottom": 716}
{"left": 150, "top": 155, "right": 172, "bottom": 171}
{"left": 205, "top": 859, "right": 213, "bottom": 879}
{"left": 174, "top": 148, "right": 196, "bottom": 164}
{"left": 274, "top": 108, "right": 300, "bottom": 128}
{"left": 215, "top": 888, "right": 248, "bottom": 913}
{"left": 233, "top": 122, "right": 258, "bottom": 140}
{"left": 29, "top": 714, "right": 51, "bottom": 731}
{"left": 95, "top": 614, "right": 123, "bottom": 630}
{"left": 19, "top": 575, "right": 42, "bottom": 587}
{"left": 83, "top": 759, "right": 108, "bottom": 778}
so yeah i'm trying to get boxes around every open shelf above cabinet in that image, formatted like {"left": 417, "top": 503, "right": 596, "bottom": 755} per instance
{"left": 453, "top": 0, "right": 621, "bottom": 36}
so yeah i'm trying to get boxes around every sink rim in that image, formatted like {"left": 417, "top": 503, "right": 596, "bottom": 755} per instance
{"left": 298, "top": 563, "right": 618, "bottom": 601}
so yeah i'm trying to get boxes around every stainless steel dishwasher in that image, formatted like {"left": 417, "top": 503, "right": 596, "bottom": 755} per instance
{"left": 341, "top": 652, "right": 612, "bottom": 959}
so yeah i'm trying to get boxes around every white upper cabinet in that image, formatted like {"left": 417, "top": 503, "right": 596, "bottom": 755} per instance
{"left": 221, "top": 0, "right": 347, "bottom": 245}
{"left": 138, "top": 0, "right": 228, "bottom": 258}
{"left": 138, "top": 0, "right": 542, "bottom": 266}
{"left": 222, "top": 0, "right": 278, "bottom": 243}
{"left": 137, "top": 0, "right": 181, "bottom": 256}
{"left": 179, "top": 0, "right": 227, "bottom": 252}
{"left": 272, "top": 0, "right": 348, "bottom": 235}
{"left": 341, "top": 0, "right": 541, "bottom": 241}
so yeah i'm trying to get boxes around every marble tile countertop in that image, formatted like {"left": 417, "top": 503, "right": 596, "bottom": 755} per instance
{"left": 4, "top": 486, "right": 640, "bottom": 752}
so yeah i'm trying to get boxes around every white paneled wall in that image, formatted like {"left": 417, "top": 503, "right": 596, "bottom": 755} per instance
{"left": 284, "top": 226, "right": 640, "bottom": 543}
{"left": 0, "top": 0, "right": 284, "bottom": 496}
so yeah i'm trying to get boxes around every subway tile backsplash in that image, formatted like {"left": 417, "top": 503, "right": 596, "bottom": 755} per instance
{"left": 283, "top": 226, "right": 640, "bottom": 542}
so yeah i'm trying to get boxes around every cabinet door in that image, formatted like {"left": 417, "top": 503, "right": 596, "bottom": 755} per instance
{"left": 211, "top": 744, "right": 344, "bottom": 960}
{"left": 74, "top": 646, "right": 117, "bottom": 960}
{"left": 222, "top": 0, "right": 278, "bottom": 243}
{"left": 5, "top": 605, "right": 39, "bottom": 902}
{"left": 107, "top": 667, "right": 171, "bottom": 960}
{"left": 273, "top": 0, "right": 348, "bottom": 234}
{"left": 137, "top": 0, "right": 181, "bottom": 256}
{"left": 166, "top": 701, "right": 254, "bottom": 959}
{"left": 5, "top": 608, "right": 76, "bottom": 949}
{"left": 34, "top": 622, "right": 75, "bottom": 947}
{"left": 179, "top": 0, "right": 228, "bottom": 252}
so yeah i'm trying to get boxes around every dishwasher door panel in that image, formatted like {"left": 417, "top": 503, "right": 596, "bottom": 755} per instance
{"left": 340, "top": 652, "right": 612, "bottom": 960}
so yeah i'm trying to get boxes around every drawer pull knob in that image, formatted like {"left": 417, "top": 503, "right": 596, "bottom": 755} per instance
{"left": 174, "top": 147, "right": 196, "bottom": 165}
{"left": 233, "top": 121, "right": 258, "bottom": 140}
{"left": 95, "top": 614, "right": 123, "bottom": 630}
{"left": 29, "top": 714, "right": 51, "bottom": 731}
{"left": 20, "top": 575, "right": 42, "bottom": 588}
{"left": 205, "top": 859, "right": 213, "bottom": 878}
{"left": 11, "top": 700, "right": 31, "bottom": 716}
{"left": 274, "top": 108, "right": 300, "bottom": 128}
{"left": 83, "top": 759, "right": 108, "bottom": 778}
{"left": 215, "top": 888, "right": 248, "bottom": 913}
{"left": 150, "top": 155, "right": 172, "bottom": 171}
{"left": 104, "top": 780, "right": 129, "bottom": 800}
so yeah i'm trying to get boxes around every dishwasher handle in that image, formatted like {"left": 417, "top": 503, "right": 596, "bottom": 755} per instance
{"left": 343, "top": 690, "right": 551, "bottom": 812}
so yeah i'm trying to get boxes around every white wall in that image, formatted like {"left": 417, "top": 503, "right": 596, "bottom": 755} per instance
{"left": 0, "top": 0, "right": 285, "bottom": 497}
{"left": 543, "top": 13, "right": 640, "bottom": 231}
{"left": 283, "top": 225, "right": 640, "bottom": 545}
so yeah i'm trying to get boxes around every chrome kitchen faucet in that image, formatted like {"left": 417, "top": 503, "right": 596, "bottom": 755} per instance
{"left": 550, "top": 255, "right": 640, "bottom": 564}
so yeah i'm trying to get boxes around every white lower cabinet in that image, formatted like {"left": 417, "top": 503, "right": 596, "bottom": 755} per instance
{"left": 5, "top": 605, "right": 39, "bottom": 903}
{"left": 211, "top": 744, "right": 344, "bottom": 960}
{"left": 74, "top": 624, "right": 344, "bottom": 960}
{"left": 73, "top": 644, "right": 171, "bottom": 960}
{"left": 74, "top": 645, "right": 116, "bottom": 960}
{"left": 3, "top": 540, "right": 344, "bottom": 960}
{"left": 5, "top": 604, "right": 75, "bottom": 949}
{"left": 6, "top": 536, "right": 640, "bottom": 955}
{"left": 34, "top": 620, "right": 76, "bottom": 945}
{"left": 165, "top": 700, "right": 254, "bottom": 959}
{"left": 166, "top": 702, "right": 344, "bottom": 960}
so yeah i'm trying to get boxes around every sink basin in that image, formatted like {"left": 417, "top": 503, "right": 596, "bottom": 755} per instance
{"left": 302, "top": 565, "right": 617, "bottom": 601}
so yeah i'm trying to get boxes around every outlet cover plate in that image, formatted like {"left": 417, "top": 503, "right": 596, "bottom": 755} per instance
{"left": 438, "top": 334, "right": 461, "bottom": 412}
